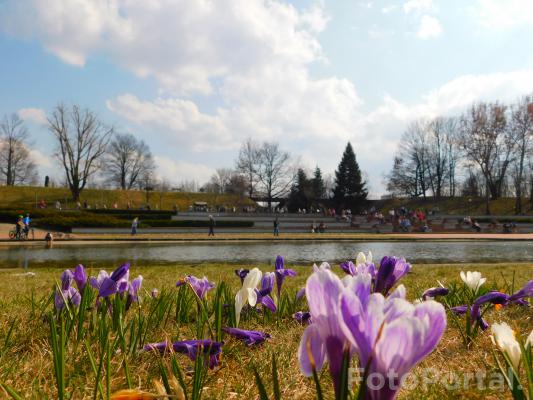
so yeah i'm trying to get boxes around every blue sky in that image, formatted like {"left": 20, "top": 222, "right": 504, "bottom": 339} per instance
{"left": 2, "top": 0, "right": 533, "bottom": 196}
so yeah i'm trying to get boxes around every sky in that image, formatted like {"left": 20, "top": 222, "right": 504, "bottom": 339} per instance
{"left": 2, "top": 0, "right": 533, "bottom": 197}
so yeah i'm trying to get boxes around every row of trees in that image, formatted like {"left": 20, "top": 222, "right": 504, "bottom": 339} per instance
{"left": 204, "top": 140, "right": 368, "bottom": 211}
{"left": 386, "top": 96, "right": 533, "bottom": 213}
{"left": 2, "top": 104, "right": 369, "bottom": 211}
{"left": 0, "top": 105, "right": 156, "bottom": 200}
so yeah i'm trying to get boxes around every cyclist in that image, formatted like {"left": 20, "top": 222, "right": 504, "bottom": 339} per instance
{"left": 15, "top": 215, "right": 24, "bottom": 239}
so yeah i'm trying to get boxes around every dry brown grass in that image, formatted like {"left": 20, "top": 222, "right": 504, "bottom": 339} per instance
{"left": 0, "top": 262, "right": 531, "bottom": 399}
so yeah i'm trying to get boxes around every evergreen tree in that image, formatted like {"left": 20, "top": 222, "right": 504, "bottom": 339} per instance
{"left": 311, "top": 166, "right": 325, "bottom": 201}
{"left": 333, "top": 142, "right": 367, "bottom": 211}
{"left": 287, "top": 168, "right": 311, "bottom": 212}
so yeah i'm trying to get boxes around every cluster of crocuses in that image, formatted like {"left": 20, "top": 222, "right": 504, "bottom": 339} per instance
{"left": 54, "top": 263, "right": 143, "bottom": 311}
{"left": 143, "top": 261, "right": 286, "bottom": 369}
{"left": 433, "top": 271, "right": 533, "bottom": 340}
{"left": 234, "top": 255, "right": 296, "bottom": 325}
{"left": 297, "top": 253, "right": 446, "bottom": 399}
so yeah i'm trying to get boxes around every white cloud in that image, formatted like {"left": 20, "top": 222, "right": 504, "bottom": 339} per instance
{"left": 29, "top": 149, "right": 52, "bottom": 168}
{"left": 17, "top": 108, "right": 47, "bottom": 125}
{"left": 154, "top": 156, "right": 215, "bottom": 185}
{"left": 403, "top": 0, "right": 435, "bottom": 14}
{"left": 416, "top": 15, "right": 442, "bottom": 39}
{"left": 473, "top": 0, "right": 533, "bottom": 29}
{"left": 0, "top": 0, "right": 327, "bottom": 96}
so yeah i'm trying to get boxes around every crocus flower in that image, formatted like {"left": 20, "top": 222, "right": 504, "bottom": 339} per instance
{"left": 460, "top": 271, "right": 486, "bottom": 294}
{"left": 235, "top": 267, "right": 262, "bottom": 326}
{"left": 294, "top": 311, "right": 312, "bottom": 325}
{"left": 356, "top": 251, "right": 372, "bottom": 266}
{"left": 256, "top": 272, "right": 276, "bottom": 312}
{"left": 178, "top": 275, "right": 215, "bottom": 300}
{"left": 450, "top": 305, "right": 468, "bottom": 315}
{"left": 89, "top": 263, "right": 130, "bottom": 297}
{"left": 151, "top": 288, "right": 159, "bottom": 298}
{"left": 374, "top": 256, "right": 411, "bottom": 296}
{"left": 274, "top": 255, "right": 296, "bottom": 297}
{"left": 55, "top": 270, "right": 81, "bottom": 310}
{"left": 297, "top": 264, "right": 350, "bottom": 397}
{"left": 422, "top": 286, "right": 449, "bottom": 301}
{"left": 222, "top": 327, "right": 271, "bottom": 346}
{"left": 509, "top": 280, "right": 533, "bottom": 303}
{"left": 339, "top": 287, "right": 446, "bottom": 400}
{"left": 73, "top": 264, "right": 87, "bottom": 291}
{"left": 144, "top": 339, "right": 223, "bottom": 369}
{"left": 126, "top": 275, "right": 143, "bottom": 308}
{"left": 235, "top": 269, "right": 249, "bottom": 284}
{"left": 491, "top": 322, "right": 522, "bottom": 371}
{"left": 470, "top": 291, "right": 509, "bottom": 330}
{"left": 296, "top": 287, "right": 306, "bottom": 300}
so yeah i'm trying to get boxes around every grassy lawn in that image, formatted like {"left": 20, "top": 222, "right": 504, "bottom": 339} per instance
{"left": 0, "top": 261, "right": 531, "bottom": 399}
{"left": 0, "top": 186, "right": 252, "bottom": 211}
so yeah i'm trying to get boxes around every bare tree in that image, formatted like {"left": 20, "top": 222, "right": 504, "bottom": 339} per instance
{"left": 457, "top": 102, "right": 516, "bottom": 201}
{"left": 386, "top": 156, "right": 422, "bottom": 197}
{"left": 208, "top": 168, "right": 234, "bottom": 193}
{"left": 236, "top": 138, "right": 260, "bottom": 198}
{"left": 48, "top": 104, "right": 114, "bottom": 201}
{"left": 255, "top": 141, "right": 293, "bottom": 210}
{"left": 0, "top": 114, "right": 38, "bottom": 185}
{"left": 509, "top": 96, "right": 533, "bottom": 213}
{"left": 105, "top": 133, "right": 155, "bottom": 190}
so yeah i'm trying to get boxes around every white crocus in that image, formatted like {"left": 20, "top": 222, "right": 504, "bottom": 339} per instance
{"left": 356, "top": 251, "right": 372, "bottom": 265}
{"left": 491, "top": 322, "right": 522, "bottom": 371}
{"left": 460, "top": 271, "right": 486, "bottom": 293}
{"left": 235, "top": 267, "right": 262, "bottom": 326}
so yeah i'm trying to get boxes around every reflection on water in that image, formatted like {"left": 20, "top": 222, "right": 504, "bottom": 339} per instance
{"left": 1, "top": 240, "right": 533, "bottom": 269}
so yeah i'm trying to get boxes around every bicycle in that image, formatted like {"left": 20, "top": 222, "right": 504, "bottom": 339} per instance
{"left": 8, "top": 226, "right": 30, "bottom": 240}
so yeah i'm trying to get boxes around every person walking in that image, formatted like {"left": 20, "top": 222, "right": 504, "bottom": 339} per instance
{"left": 131, "top": 217, "right": 139, "bottom": 235}
{"left": 208, "top": 215, "right": 216, "bottom": 236}
{"left": 273, "top": 217, "right": 280, "bottom": 236}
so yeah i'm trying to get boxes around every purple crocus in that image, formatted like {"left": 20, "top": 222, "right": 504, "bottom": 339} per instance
{"left": 374, "top": 256, "right": 411, "bottom": 296}
{"left": 296, "top": 287, "right": 306, "bottom": 301}
{"left": 144, "top": 339, "right": 224, "bottom": 369}
{"left": 222, "top": 327, "right": 271, "bottom": 346}
{"left": 177, "top": 275, "right": 215, "bottom": 299}
{"left": 55, "top": 270, "right": 81, "bottom": 310}
{"left": 274, "top": 255, "right": 296, "bottom": 298}
{"left": 450, "top": 305, "right": 468, "bottom": 315}
{"left": 73, "top": 264, "right": 87, "bottom": 292}
{"left": 127, "top": 275, "right": 143, "bottom": 307}
{"left": 151, "top": 288, "right": 159, "bottom": 298}
{"left": 341, "top": 259, "right": 377, "bottom": 278}
{"left": 297, "top": 264, "right": 350, "bottom": 397}
{"left": 235, "top": 269, "right": 250, "bottom": 285}
{"left": 340, "top": 261, "right": 356, "bottom": 275}
{"left": 422, "top": 286, "right": 449, "bottom": 301}
{"left": 470, "top": 291, "right": 509, "bottom": 330}
{"left": 89, "top": 263, "right": 130, "bottom": 297}
{"left": 255, "top": 272, "right": 276, "bottom": 312}
{"left": 339, "top": 286, "right": 446, "bottom": 400}
{"left": 294, "top": 311, "right": 312, "bottom": 325}
{"left": 509, "top": 280, "right": 533, "bottom": 303}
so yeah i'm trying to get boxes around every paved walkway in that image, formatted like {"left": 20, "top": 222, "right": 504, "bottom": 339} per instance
{"left": 2, "top": 228, "right": 533, "bottom": 246}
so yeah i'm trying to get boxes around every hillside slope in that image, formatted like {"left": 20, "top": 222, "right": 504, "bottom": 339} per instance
{"left": 0, "top": 186, "right": 253, "bottom": 211}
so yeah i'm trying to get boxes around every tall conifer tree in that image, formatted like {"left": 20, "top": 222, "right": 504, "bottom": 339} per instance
{"left": 333, "top": 142, "right": 367, "bottom": 210}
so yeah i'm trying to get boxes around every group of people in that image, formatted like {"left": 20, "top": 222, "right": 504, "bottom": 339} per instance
{"left": 14, "top": 213, "right": 31, "bottom": 240}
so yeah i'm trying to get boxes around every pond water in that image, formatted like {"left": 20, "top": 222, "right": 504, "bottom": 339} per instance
{"left": 1, "top": 240, "right": 533, "bottom": 269}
